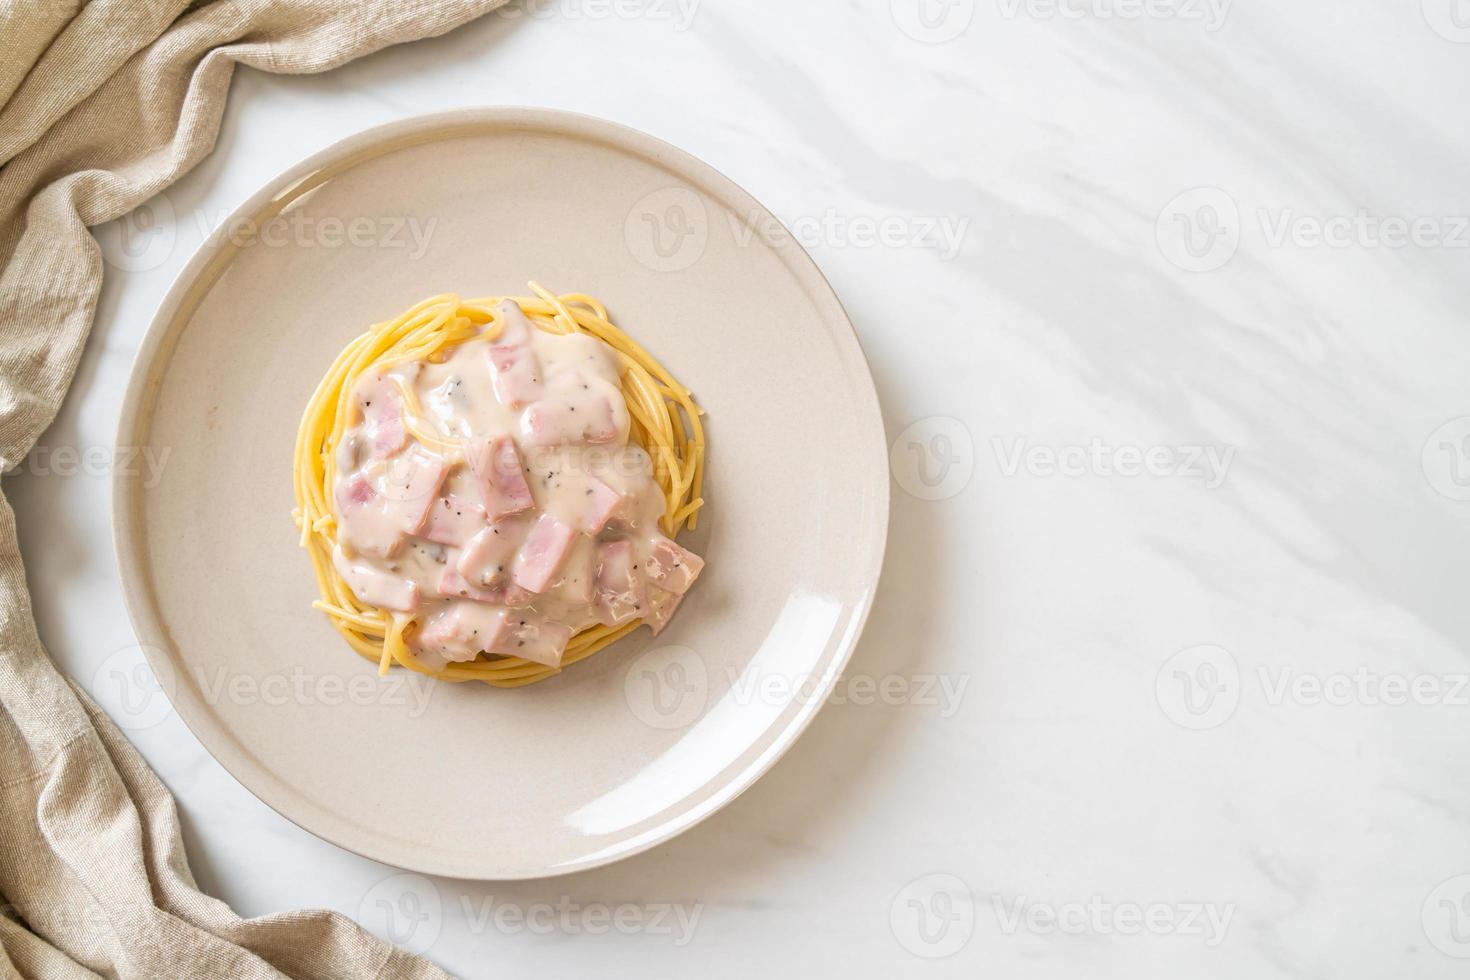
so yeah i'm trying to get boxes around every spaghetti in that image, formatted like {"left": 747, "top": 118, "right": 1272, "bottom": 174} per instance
{"left": 292, "top": 284, "right": 706, "bottom": 688}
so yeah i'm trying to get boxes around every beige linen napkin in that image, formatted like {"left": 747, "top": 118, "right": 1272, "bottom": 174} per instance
{"left": 0, "top": 2, "right": 509, "bottom": 976}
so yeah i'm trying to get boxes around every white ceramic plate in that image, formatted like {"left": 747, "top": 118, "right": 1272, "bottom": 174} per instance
{"left": 114, "top": 108, "right": 887, "bottom": 879}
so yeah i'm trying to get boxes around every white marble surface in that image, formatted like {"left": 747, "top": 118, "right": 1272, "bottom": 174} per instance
{"left": 8, "top": 0, "right": 1470, "bottom": 976}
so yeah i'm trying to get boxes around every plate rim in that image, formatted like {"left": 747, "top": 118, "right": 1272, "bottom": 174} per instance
{"left": 111, "top": 106, "right": 889, "bottom": 880}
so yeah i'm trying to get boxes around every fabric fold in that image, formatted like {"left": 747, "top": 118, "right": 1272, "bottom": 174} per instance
{"left": 0, "top": 1, "right": 508, "bottom": 975}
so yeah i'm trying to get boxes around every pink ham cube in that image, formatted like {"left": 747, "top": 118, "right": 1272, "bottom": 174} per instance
{"left": 511, "top": 514, "right": 578, "bottom": 593}
{"left": 521, "top": 396, "right": 618, "bottom": 446}
{"left": 644, "top": 586, "right": 684, "bottom": 636}
{"left": 558, "top": 538, "right": 597, "bottom": 604}
{"left": 334, "top": 474, "right": 403, "bottom": 558}
{"left": 491, "top": 299, "right": 533, "bottom": 348}
{"left": 379, "top": 450, "right": 449, "bottom": 536}
{"left": 420, "top": 494, "right": 486, "bottom": 546}
{"left": 594, "top": 539, "right": 644, "bottom": 626}
{"left": 576, "top": 477, "right": 624, "bottom": 533}
{"left": 357, "top": 373, "right": 408, "bottom": 459}
{"left": 415, "top": 602, "right": 515, "bottom": 663}
{"left": 488, "top": 344, "right": 545, "bottom": 410}
{"left": 437, "top": 566, "right": 532, "bottom": 606}
{"left": 488, "top": 614, "right": 576, "bottom": 668}
{"left": 468, "top": 436, "right": 534, "bottom": 521}
{"left": 456, "top": 521, "right": 524, "bottom": 588}
{"left": 644, "top": 536, "right": 704, "bottom": 595}
{"left": 331, "top": 548, "right": 418, "bottom": 612}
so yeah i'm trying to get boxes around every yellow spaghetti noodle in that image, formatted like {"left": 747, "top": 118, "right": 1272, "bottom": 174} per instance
{"left": 292, "top": 284, "right": 705, "bottom": 688}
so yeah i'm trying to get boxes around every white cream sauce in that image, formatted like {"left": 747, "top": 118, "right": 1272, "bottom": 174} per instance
{"left": 331, "top": 300, "right": 703, "bottom": 670}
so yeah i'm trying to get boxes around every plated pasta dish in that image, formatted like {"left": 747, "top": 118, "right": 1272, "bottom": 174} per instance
{"left": 292, "top": 284, "right": 706, "bottom": 687}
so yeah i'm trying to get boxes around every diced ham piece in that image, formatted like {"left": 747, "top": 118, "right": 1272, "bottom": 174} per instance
{"left": 488, "top": 344, "right": 545, "bottom": 410}
{"left": 491, "top": 299, "right": 533, "bottom": 348}
{"left": 437, "top": 567, "right": 533, "bottom": 606}
{"left": 379, "top": 450, "right": 449, "bottom": 535}
{"left": 488, "top": 614, "right": 575, "bottom": 668}
{"left": 456, "top": 521, "right": 524, "bottom": 588}
{"left": 331, "top": 548, "right": 418, "bottom": 613}
{"left": 468, "top": 435, "right": 534, "bottom": 520}
{"left": 521, "top": 396, "right": 618, "bottom": 446}
{"left": 644, "top": 536, "right": 704, "bottom": 595}
{"left": 644, "top": 586, "right": 684, "bottom": 636}
{"left": 337, "top": 473, "right": 376, "bottom": 509}
{"left": 594, "top": 539, "right": 643, "bottom": 626}
{"left": 576, "top": 477, "right": 624, "bottom": 533}
{"left": 421, "top": 494, "right": 487, "bottom": 547}
{"left": 357, "top": 373, "right": 408, "bottom": 459}
{"left": 511, "top": 514, "right": 578, "bottom": 593}
{"left": 415, "top": 602, "right": 516, "bottom": 663}
{"left": 334, "top": 474, "right": 403, "bottom": 558}
{"left": 558, "top": 538, "right": 597, "bottom": 604}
